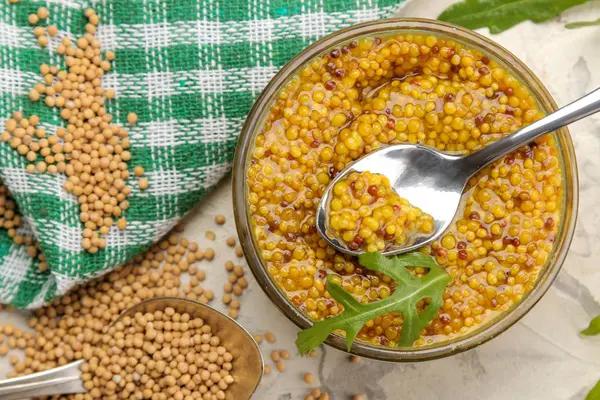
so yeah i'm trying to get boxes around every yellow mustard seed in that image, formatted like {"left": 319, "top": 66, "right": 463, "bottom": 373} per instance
{"left": 36, "top": 7, "right": 49, "bottom": 19}
{"left": 127, "top": 112, "right": 138, "bottom": 125}
{"left": 27, "top": 14, "right": 39, "bottom": 25}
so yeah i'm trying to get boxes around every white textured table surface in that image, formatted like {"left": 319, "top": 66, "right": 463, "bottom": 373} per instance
{"left": 2, "top": 1, "right": 600, "bottom": 399}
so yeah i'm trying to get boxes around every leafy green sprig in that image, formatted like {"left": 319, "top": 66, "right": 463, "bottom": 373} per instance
{"left": 296, "top": 252, "right": 450, "bottom": 354}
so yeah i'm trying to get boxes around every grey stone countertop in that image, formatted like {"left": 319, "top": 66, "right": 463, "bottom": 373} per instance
{"left": 2, "top": 0, "right": 600, "bottom": 399}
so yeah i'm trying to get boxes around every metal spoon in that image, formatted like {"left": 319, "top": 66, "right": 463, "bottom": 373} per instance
{"left": 0, "top": 297, "right": 263, "bottom": 400}
{"left": 317, "top": 88, "right": 600, "bottom": 256}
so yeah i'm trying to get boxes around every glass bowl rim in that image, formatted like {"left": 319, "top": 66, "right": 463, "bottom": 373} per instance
{"left": 232, "top": 17, "right": 579, "bottom": 362}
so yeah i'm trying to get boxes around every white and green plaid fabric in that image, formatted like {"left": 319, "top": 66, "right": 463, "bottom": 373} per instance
{"left": 0, "top": 0, "right": 407, "bottom": 308}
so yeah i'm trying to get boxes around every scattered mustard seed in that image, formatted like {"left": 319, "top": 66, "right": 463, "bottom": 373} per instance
{"left": 204, "top": 248, "right": 215, "bottom": 261}
{"left": 133, "top": 165, "right": 145, "bottom": 176}
{"left": 226, "top": 236, "right": 236, "bottom": 247}
{"left": 215, "top": 214, "right": 226, "bottom": 225}
{"left": 139, "top": 177, "right": 149, "bottom": 190}
{"left": 270, "top": 350, "right": 280, "bottom": 362}
{"left": 205, "top": 230, "right": 216, "bottom": 240}
{"left": 265, "top": 331, "right": 276, "bottom": 343}
{"left": 235, "top": 245, "right": 244, "bottom": 258}
{"left": 36, "top": 7, "right": 49, "bottom": 19}
{"left": 27, "top": 14, "right": 38, "bottom": 25}
{"left": 304, "top": 372, "right": 314, "bottom": 384}
{"left": 275, "top": 360, "right": 285, "bottom": 372}
{"left": 47, "top": 25, "right": 58, "bottom": 36}
{"left": 127, "top": 112, "right": 138, "bottom": 125}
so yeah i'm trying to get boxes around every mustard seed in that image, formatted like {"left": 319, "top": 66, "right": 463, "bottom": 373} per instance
{"left": 276, "top": 360, "right": 285, "bottom": 372}
{"left": 235, "top": 245, "right": 244, "bottom": 258}
{"left": 133, "top": 165, "right": 144, "bottom": 176}
{"left": 204, "top": 248, "right": 215, "bottom": 260}
{"left": 37, "top": 36, "right": 48, "bottom": 47}
{"left": 28, "top": 14, "right": 39, "bottom": 25}
{"left": 304, "top": 372, "right": 314, "bottom": 384}
{"left": 226, "top": 236, "right": 236, "bottom": 247}
{"left": 36, "top": 7, "right": 49, "bottom": 19}
{"left": 139, "top": 177, "right": 149, "bottom": 190}
{"left": 205, "top": 231, "right": 216, "bottom": 240}
{"left": 265, "top": 331, "right": 276, "bottom": 343}
{"left": 270, "top": 350, "right": 280, "bottom": 362}
{"left": 215, "top": 214, "right": 226, "bottom": 225}
{"left": 47, "top": 25, "right": 58, "bottom": 36}
{"left": 33, "top": 26, "right": 44, "bottom": 37}
{"left": 127, "top": 112, "right": 138, "bottom": 125}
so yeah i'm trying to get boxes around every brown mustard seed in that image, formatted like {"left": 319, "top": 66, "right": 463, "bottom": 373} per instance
{"left": 350, "top": 355, "right": 361, "bottom": 363}
{"left": 270, "top": 350, "right": 280, "bottom": 362}
{"left": 253, "top": 334, "right": 263, "bottom": 344}
{"left": 205, "top": 230, "right": 216, "bottom": 240}
{"left": 264, "top": 363, "right": 271, "bottom": 376}
{"left": 215, "top": 214, "right": 226, "bottom": 225}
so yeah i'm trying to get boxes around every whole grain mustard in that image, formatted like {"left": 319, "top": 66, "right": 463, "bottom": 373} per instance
{"left": 247, "top": 33, "right": 562, "bottom": 346}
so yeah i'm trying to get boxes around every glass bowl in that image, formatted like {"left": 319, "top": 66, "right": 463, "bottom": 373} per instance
{"left": 232, "top": 18, "right": 579, "bottom": 362}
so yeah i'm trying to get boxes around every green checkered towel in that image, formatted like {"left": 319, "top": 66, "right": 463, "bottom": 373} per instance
{"left": 0, "top": 0, "right": 406, "bottom": 308}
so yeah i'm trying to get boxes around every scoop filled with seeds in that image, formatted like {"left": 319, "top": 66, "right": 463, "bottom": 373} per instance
{"left": 0, "top": 297, "right": 263, "bottom": 399}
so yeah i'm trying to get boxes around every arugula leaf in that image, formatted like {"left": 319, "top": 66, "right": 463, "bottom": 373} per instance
{"left": 438, "top": 0, "right": 591, "bottom": 34}
{"left": 586, "top": 379, "right": 600, "bottom": 400}
{"left": 566, "top": 18, "right": 600, "bottom": 28}
{"left": 296, "top": 253, "right": 450, "bottom": 354}
{"left": 581, "top": 315, "right": 600, "bottom": 336}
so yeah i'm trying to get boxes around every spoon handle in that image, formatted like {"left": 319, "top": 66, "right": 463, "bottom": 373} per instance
{"left": 0, "top": 360, "right": 85, "bottom": 399}
{"left": 459, "top": 87, "right": 600, "bottom": 174}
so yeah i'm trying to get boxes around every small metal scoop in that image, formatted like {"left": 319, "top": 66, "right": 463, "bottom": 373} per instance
{"left": 0, "top": 297, "right": 263, "bottom": 400}
{"left": 317, "top": 88, "right": 600, "bottom": 257}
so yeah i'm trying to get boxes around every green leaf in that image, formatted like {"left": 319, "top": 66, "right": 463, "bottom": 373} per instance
{"left": 296, "top": 253, "right": 450, "bottom": 354}
{"left": 438, "top": 0, "right": 592, "bottom": 34}
{"left": 566, "top": 18, "right": 600, "bottom": 28}
{"left": 586, "top": 379, "right": 600, "bottom": 400}
{"left": 581, "top": 315, "right": 600, "bottom": 336}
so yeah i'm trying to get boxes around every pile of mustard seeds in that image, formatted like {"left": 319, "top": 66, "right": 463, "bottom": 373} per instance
{"left": 1, "top": 7, "right": 147, "bottom": 253}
